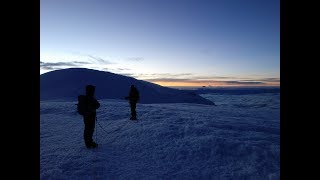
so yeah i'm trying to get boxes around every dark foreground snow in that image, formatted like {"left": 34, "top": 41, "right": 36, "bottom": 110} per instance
{"left": 40, "top": 93, "right": 280, "bottom": 179}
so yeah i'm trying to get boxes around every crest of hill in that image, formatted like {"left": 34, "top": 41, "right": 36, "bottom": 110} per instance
{"left": 40, "top": 68, "right": 215, "bottom": 105}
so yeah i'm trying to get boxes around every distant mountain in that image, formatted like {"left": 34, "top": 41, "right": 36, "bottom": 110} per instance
{"left": 192, "top": 87, "right": 280, "bottom": 95}
{"left": 40, "top": 68, "right": 215, "bottom": 105}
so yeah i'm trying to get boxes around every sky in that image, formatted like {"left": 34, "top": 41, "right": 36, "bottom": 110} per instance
{"left": 40, "top": 0, "right": 280, "bottom": 87}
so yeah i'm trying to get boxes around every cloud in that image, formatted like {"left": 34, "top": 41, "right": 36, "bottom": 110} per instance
{"left": 258, "top": 78, "right": 280, "bottom": 83}
{"left": 191, "top": 76, "right": 279, "bottom": 82}
{"left": 143, "top": 77, "right": 269, "bottom": 86}
{"left": 102, "top": 67, "right": 131, "bottom": 72}
{"left": 72, "top": 61, "right": 91, "bottom": 65}
{"left": 138, "top": 74, "right": 243, "bottom": 81}
{"left": 100, "top": 67, "right": 133, "bottom": 74}
{"left": 233, "top": 78, "right": 279, "bottom": 85}
{"left": 144, "top": 78, "right": 193, "bottom": 82}
{"left": 40, "top": 53, "right": 116, "bottom": 72}
{"left": 192, "top": 76, "right": 237, "bottom": 80}
{"left": 136, "top": 73, "right": 193, "bottom": 79}
{"left": 117, "top": 68, "right": 131, "bottom": 71}
{"left": 118, "top": 73, "right": 136, "bottom": 77}
{"left": 130, "top": 72, "right": 279, "bottom": 86}
{"left": 40, "top": 61, "right": 90, "bottom": 70}
{"left": 126, "top": 57, "right": 144, "bottom": 61}
{"left": 87, "top": 55, "right": 114, "bottom": 64}
{"left": 223, "top": 81, "right": 264, "bottom": 85}
{"left": 41, "top": 66, "right": 63, "bottom": 71}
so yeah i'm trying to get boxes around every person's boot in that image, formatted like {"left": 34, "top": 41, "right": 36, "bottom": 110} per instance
{"left": 91, "top": 141, "right": 98, "bottom": 148}
{"left": 85, "top": 141, "right": 98, "bottom": 148}
{"left": 85, "top": 142, "right": 92, "bottom": 149}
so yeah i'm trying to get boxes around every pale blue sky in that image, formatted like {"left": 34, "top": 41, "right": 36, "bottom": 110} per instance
{"left": 41, "top": 0, "right": 279, "bottom": 86}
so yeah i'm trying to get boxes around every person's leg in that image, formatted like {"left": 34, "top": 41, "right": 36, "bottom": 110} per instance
{"left": 89, "top": 115, "right": 96, "bottom": 142}
{"left": 83, "top": 116, "right": 92, "bottom": 147}
{"left": 133, "top": 103, "right": 137, "bottom": 119}
{"left": 130, "top": 102, "right": 137, "bottom": 119}
{"left": 84, "top": 115, "right": 96, "bottom": 148}
{"left": 130, "top": 102, "right": 134, "bottom": 119}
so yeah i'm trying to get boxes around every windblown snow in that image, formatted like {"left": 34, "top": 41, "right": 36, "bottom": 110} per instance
{"left": 40, "top": 91, "right": 280, "bottom": 179}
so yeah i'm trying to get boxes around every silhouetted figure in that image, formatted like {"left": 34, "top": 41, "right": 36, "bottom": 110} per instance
{"left": 82, "top": 85, "right": 100, "bottom": 148}
{"left": 125, "top": 85, "right": 140, "bottom": 120}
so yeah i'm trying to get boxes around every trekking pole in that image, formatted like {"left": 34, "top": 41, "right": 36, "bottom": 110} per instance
{"left": 95, "top": 116, "right": 97, "bottom": 144}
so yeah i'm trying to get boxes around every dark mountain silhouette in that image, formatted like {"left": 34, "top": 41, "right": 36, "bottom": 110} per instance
{"left": 40, "top": 68, "right": 215, "bottom": 105}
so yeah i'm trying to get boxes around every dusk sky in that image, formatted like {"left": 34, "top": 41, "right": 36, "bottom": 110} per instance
{"left": 40, "top": 0, "right": 280, "bottom": 87}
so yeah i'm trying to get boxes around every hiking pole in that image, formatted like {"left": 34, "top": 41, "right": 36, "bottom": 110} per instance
{"left": 95, "top": 116, "right": 97, "bottom": 144}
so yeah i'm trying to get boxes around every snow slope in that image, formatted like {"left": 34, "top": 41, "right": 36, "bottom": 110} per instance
{"left": 40, "top": 92, "right": 280, "bottom": 179}
{"left": 40, "top": 68, "right": 214, "bottom": 105}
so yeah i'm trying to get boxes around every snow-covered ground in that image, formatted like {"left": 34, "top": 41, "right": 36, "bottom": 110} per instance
{"left": 40, "top": 92, "right": 280, "bottom": 179}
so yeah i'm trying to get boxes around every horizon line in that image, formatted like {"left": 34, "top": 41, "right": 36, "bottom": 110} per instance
{"left": 40, "top": 67, "right": 280, "bottom": 88}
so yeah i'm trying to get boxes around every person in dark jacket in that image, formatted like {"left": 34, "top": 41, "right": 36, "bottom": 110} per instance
{"left": 126, "top": 85, "right": 140, "bottom": 120}
{"left": 83, "top": 85, "right": 100, "bottom": 148}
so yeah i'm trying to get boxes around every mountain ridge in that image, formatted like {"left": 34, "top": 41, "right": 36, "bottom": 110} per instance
{"left": 40, "top": 68, "right": 215, "bottom": 105}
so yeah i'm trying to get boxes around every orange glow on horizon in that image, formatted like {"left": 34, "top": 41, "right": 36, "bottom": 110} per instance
{"left": 149, "top": 81, "right": 280, "bottom": 87}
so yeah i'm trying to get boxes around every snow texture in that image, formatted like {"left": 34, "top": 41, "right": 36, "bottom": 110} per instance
{"left": 40, "top": 92, "right": 280, "bottom": 179}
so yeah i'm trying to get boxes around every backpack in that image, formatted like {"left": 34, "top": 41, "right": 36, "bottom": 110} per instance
{"left": 77, "top": 95, "right": 88, "bottom": 115}
{"left": 129, "top": 87, "right": 140, "bottom": 102}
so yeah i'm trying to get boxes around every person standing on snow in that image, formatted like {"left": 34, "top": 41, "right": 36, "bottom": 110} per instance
{"left": 82, "top": 85, "right": 100, "bottom": 148}
{"left": 125, "top": 85, "right": 140, "bottom": 120}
